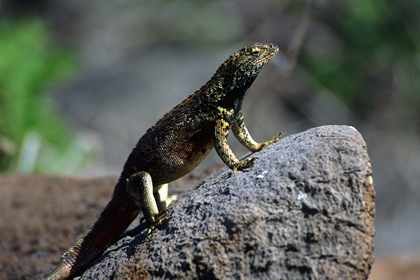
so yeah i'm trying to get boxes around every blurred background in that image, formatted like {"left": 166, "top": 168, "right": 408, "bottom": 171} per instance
{"left": 0, "top": 0, "right": 419, "bottom": 262}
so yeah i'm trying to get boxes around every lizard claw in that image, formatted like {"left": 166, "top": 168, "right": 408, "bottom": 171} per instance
{"left": 146, "top": 210, "right": 169, "bottom": 234}
{"left": 267, "top": 131, "right": 285, "bottom": 145}
{"left": 232, "top": 157, "right": 258, "bottom": 172}
{"left": 258, "top": 131, "right": 285, "bottom": 150}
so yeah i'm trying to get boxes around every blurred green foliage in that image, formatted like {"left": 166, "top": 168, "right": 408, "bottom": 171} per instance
{"left": 301, "top": 0, "right": 419, "bottom": 120}
{"left": 0, "top": 19, "right": 83, "bottom": 173}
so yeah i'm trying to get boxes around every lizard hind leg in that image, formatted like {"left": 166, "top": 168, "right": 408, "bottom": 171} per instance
{"left": 152, "top": 184, "right": 177, "bottom": 230}
{"left": 126, "top": 171, "right": 160, "bottom": 233}
{"left": 126, "top": 173, "right": 176, "bottom": 233}
{"left": 154, "top": 183, "right": 177, "bottom": 213}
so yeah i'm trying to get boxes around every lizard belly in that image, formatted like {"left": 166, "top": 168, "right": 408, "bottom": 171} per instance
{"left": 153, "top": 130, "right": 214, "bottom": 184}
{"left": 128, "top": 125, "right": 216, "bottom": 186}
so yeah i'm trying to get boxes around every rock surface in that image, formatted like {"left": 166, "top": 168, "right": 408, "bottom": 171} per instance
{"left": 81, "top": 125, "right": 375, "bottom": 279}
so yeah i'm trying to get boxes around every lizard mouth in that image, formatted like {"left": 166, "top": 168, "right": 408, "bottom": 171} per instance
{"left": 259, "top": 44, "right": 279, "bottom": 62}
{"left": 248, "top": 43, "right": 279, "bottom": 68}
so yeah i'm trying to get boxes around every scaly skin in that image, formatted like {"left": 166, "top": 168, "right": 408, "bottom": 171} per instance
{"left": 43, "top": 43, "right": 281, "bottom": 279}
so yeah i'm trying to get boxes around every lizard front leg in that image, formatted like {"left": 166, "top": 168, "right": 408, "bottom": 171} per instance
{"left": 126, "top": 172, "right": 176, "bottom": 233}
{"left": 214, "top": 118, "right": 257, "bottom": 172}
{"left": 231, "top": 112, "right": 284, "bottom": 152}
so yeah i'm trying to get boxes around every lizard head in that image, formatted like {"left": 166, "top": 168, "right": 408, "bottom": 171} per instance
{"left": 221, "top": 43, "right": 278, "bottom": 89}
{"left": 229, "top": 43, "right": 279, "bottom": 88}
{"left": 211, "top": 43, "right": 279, "bottom": 109}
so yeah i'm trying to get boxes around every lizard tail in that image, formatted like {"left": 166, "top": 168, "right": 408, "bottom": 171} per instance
{"left": 43, "top": 183, "right": 140, "bottom": 280}
{"left": 43, "top": 262, "right": 72, "bottom": 280}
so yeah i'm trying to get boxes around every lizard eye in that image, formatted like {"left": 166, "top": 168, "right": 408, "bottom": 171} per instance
{"left": 251, "top": 47, "right": 260, "bottom": 55}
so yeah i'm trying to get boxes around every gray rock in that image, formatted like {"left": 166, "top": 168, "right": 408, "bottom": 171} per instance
{"left": 81, "top": 125, "right": 375, "bottom": 280}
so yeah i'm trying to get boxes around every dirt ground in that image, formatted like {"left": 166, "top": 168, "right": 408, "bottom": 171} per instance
{"left": 0, "top": 174, "right": 419, "bottom": 280}
{"left": 0, "top": 175, "right": 117, "bottom": 279}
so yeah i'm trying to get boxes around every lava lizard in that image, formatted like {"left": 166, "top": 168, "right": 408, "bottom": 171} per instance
{"left": 44, "top": 43, "right": 282, "bottom": 279}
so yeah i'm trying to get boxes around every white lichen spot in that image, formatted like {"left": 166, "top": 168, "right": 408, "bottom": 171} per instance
{"left": 256, "top": 170, "right": 268, "bottom": 179}
{"left": 297, "top": 191, "right": 307, "bottom": 201}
